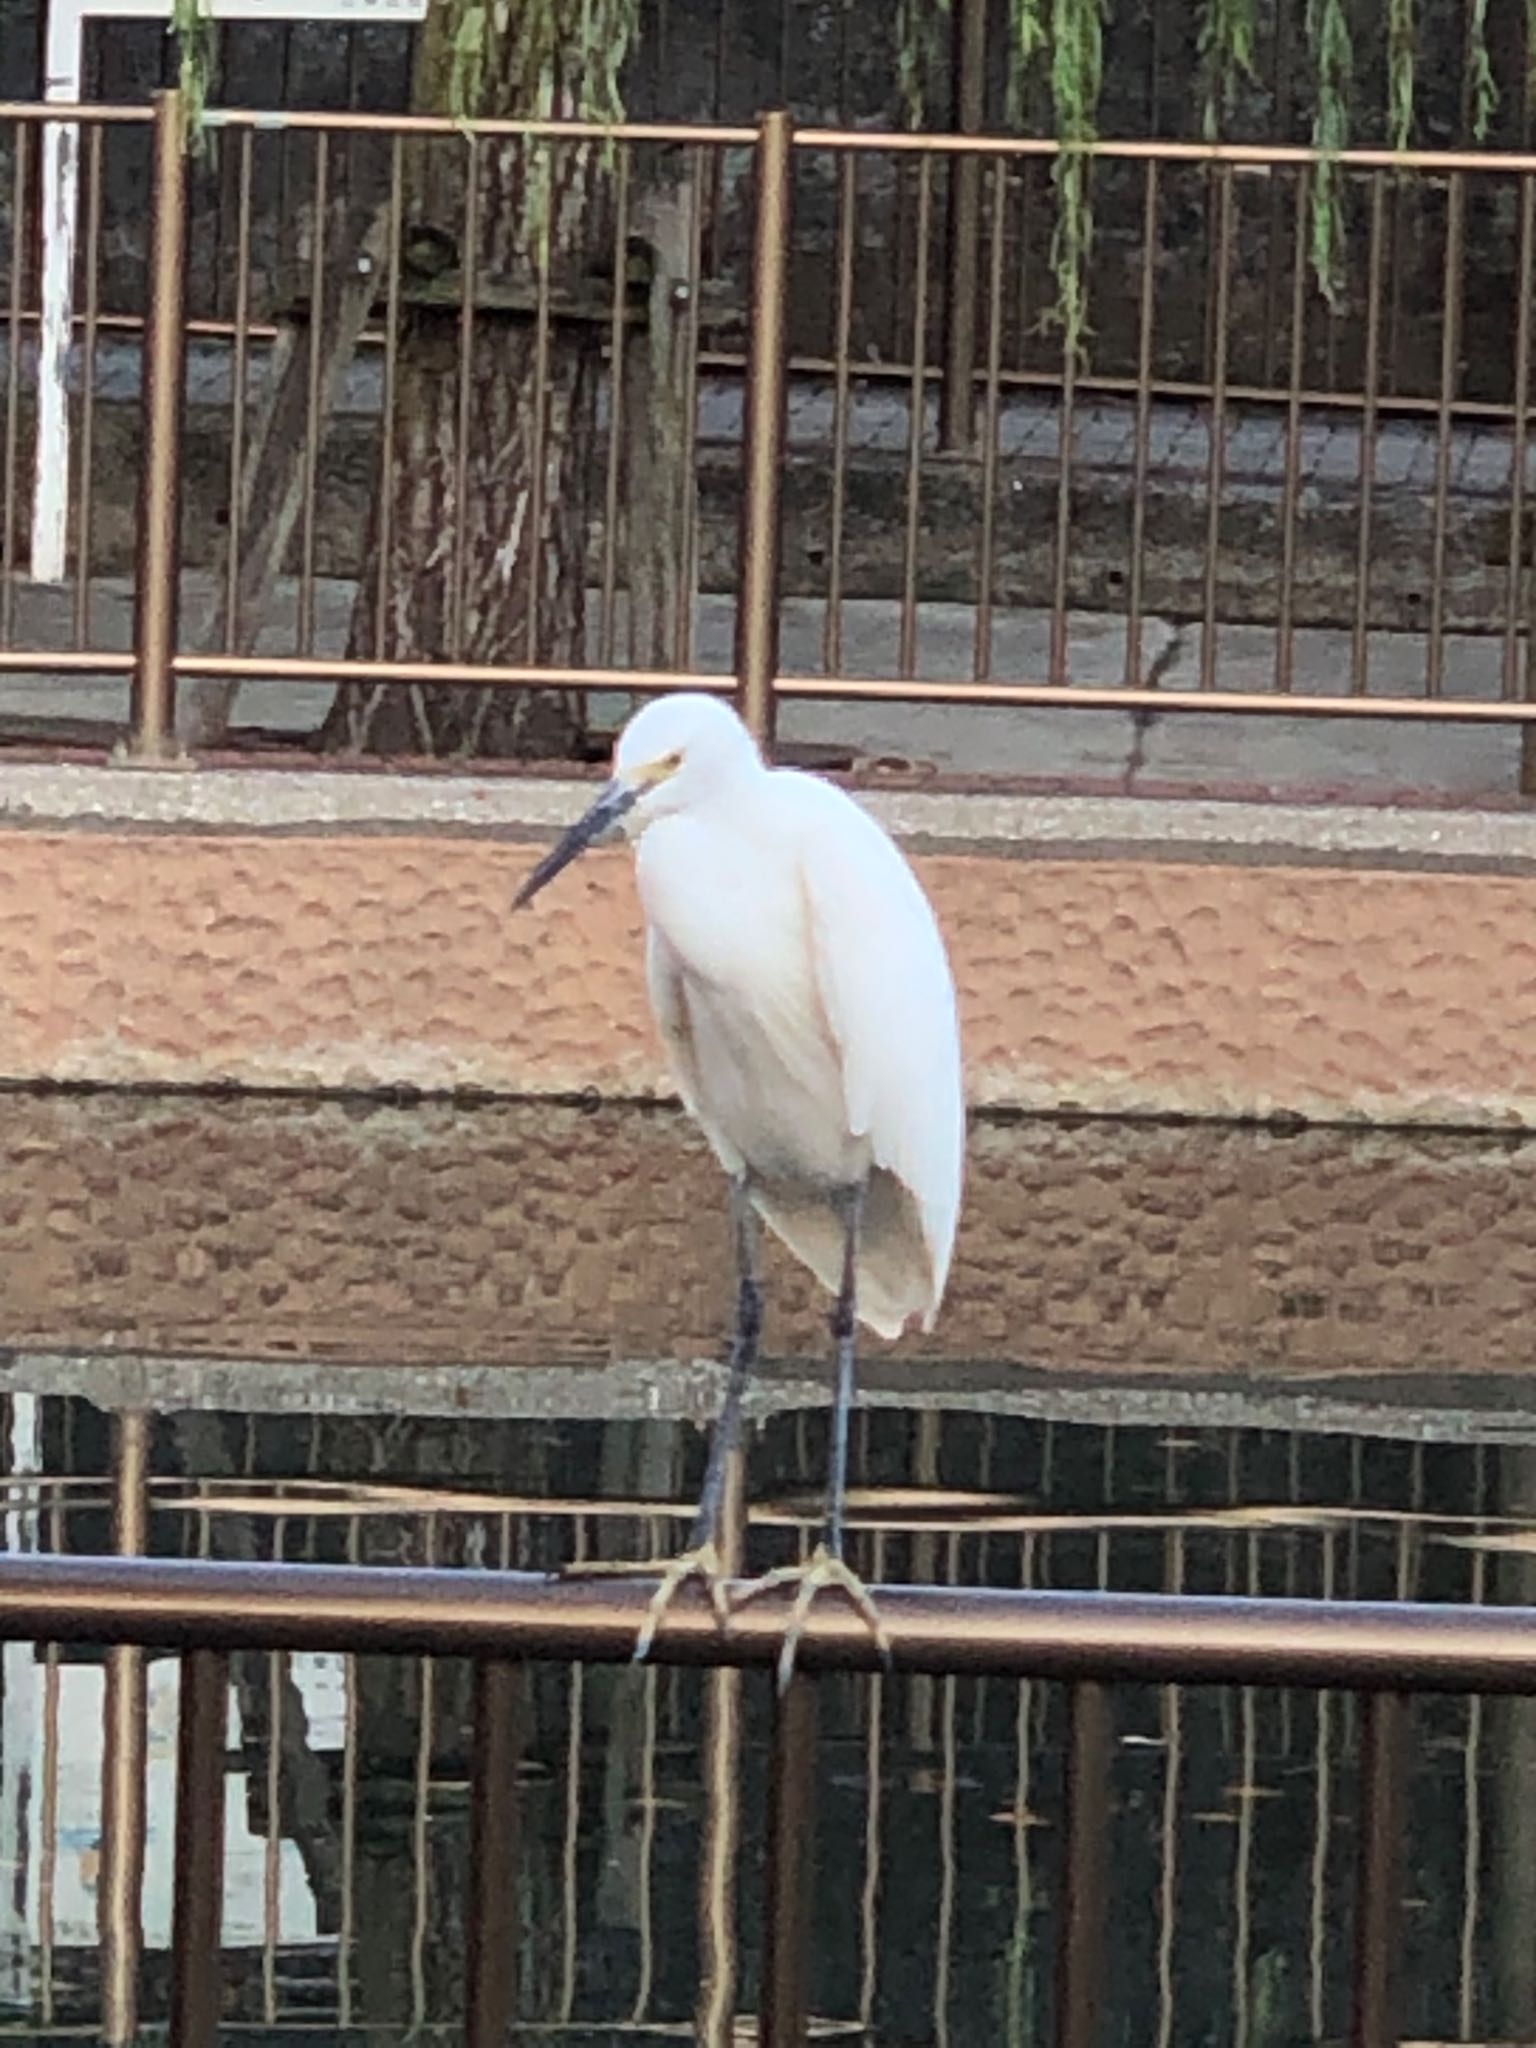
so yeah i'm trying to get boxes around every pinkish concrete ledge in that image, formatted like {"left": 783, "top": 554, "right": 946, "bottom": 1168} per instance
{"left": 0, "top": 761, "right": 1532, "bottom": 1125}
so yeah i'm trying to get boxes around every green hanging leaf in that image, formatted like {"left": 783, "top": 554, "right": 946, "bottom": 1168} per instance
{"left": 1469, "top": 0, "right": 1497, "bottom": 141}
{"left": 169, "top": 0, "right": 216, "bottom": 152}
{"left": 448, "top": 3, "right": 491, "bottom": 127}
{"left": 897, "top": 0, "right": 951, "bottom": 129}
{"left": 1197, "top": 0, "right": 1258, "bottom": 143}
{"left": 1386, "top": 0, "right": 1415, "bottom": 150}
{"left": 1045, "top": 0, "right": 1108, "bottom": 363}
{"left": 1006, "top": 0, "right": 1049, "bottom": 128}
{"left": 1305, "top": 0, "right": 1352, "bottom": 308}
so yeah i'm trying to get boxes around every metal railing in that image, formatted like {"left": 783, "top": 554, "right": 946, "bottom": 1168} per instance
{"left": 0, "top": 1390, "right": 1524, "bottom": 2046}
{"left": 9, "top": 94, "right": 1536, "bottom": 767}
{"left": 0, "top": 1544, "right": 1534, "bottom": 2048}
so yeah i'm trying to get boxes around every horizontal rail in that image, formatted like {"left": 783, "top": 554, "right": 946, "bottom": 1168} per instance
{"left": 10, "top": 101, "right": 1536, "bottom": 173}
{"left": 2, "top": 1554, "right": 1536, "bottom": 1688}
{"left": 11, "top": 648, "right": 1536, "bottom": 729}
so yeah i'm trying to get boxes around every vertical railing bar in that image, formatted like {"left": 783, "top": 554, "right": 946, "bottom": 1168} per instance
{"left": 0, "top": 124, "right": 28, "bottom": 648}
{"left": 366, "top": 132, "right": 403, "bottom": 659}
{"left": 736, "top": 109, "right": 793, "bottom": 752}
{"left": 973, "top": 156, "right": 1006, "bottom": 681}
{"left": 72, "top": 121, "right": 104, "bottom": 650}
{"left": 857, "top": 1524, "right": 887, "bottom": 2035}
{"left": 1275, "top": 164, "right": 1308, "bottom": 695}
{"left": 1048, "top": 248, "right": 1078, "bottom": 688}
{"left": 261, "top": 1514, "right": 285, "bottom": 2027}
{"left": 899, "top": 156, "right": 934, "bottom": 681}
{"left": 630, "top": 1648, "right": 660, "bottom": 2022}
{"left": 1124, "top": 157, "right": 1159, "bottom": 686}
{"left": 1054, "top": 1680, "right": 1111, "bottom": 2048}
{"left": 696, "top": 1459, "right": 745, "bottom": 2048}
{"left": 559, "top": 1520, "right": 587, "bottom": 2024}
{"left": 1004, "top": 1531, "right": 1036, "bottom": 2048}
{"left": 1506, "top": 173, "right": 1535, "bottom": 703}
{"left": 372, "top": 134, "right": 405, "bottom": 661}
{"left": 525, "top": 142, "right": 553, "bottom": 666}
{"left": 1199, "top": 163, "right": 1233, "bottom": 692}
{"left": 933, "top": 1563, "right": 960, "bottom": 2048}
{"left": 1426, "top": 170, "right": 1465, "bottom": 697}
{"left": 451, "top": 132, "right": 481, "bottom": 666}
{"left": 758, "top": 1673, "right": 818, "bottom": 2048}
{"left": 337, "top": 1511, "right": 361, "bottom": 2030}
{"left": 938, "top": 0, "right": 985, "bottom": 453}
{"left": 1351, "top": 1689, "right": 1405, "bottom": 2048}
{"left": 168, "top": 1648, "right": 229, "bottom": 2048}
{"left": 597, "top": 146, "right": 630, "bottom": 669}
{"left": 675, "top": 142, "right": 706, "bottom": 670}
{"left": 823, "top": 150, "right": 856, "bottom": 678}
{"left": 1351, "top": 170, "right": 1385, "bottom": 694}
{"left": 101, "top": 1410, "right": 150, "bottom": 2047}
{"left": 127, "top": 89, "right": 188, "bottom": 759}
{"left": 409, "top": 1515, "right": 439, "bottom": 2031}
{"left": 465, "top": 1657, "right": 521, "bottom": 2048}
{"left": 1458, "top": 1453, "right": 1488, "bottom": 2040}
{"left": 224, "top": 127, "right": 254, "bottom": 651}
{"left": 1155, "top": 1525, "right": 1184, "bottom": 2048}
{"left": 39, "top": 1488, "right": 64, "bottom": 2027}
{"left": 1309, "top": 1529, "right": 1337, "bottom": 2040}
{"left": 296, "top": 130, "right": 329, "bottom": 659}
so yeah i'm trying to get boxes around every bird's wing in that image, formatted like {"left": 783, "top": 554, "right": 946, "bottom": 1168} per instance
{"left": 645, "top": 923, "right": 705, "bottom": 1121}
{"left": 794, "top": 778, "right": 965, "bottom": 1307}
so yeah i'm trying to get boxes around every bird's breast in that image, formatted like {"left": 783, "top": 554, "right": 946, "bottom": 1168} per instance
{"left": 635, "top": 817, "right": 862, "bottom": 1188}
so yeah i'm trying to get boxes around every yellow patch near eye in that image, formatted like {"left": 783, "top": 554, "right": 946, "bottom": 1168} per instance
{"left": 644, "top": 750, "right": 684, "bottom": 783}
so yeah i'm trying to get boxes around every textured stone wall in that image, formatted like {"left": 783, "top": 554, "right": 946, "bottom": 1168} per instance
{"left": 0, "top": 817, "right": 1533, "bottom": 1128}
{"left": 1, "top": 1090, "right": 1532, "bottom": 1388}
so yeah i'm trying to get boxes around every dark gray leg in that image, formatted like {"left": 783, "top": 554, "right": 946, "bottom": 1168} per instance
{"left": 822, "top": 1183, "right": 864, "bottom": 1560}
{"left": 689, "top": 1177, "right": 761, "bottom": 1550}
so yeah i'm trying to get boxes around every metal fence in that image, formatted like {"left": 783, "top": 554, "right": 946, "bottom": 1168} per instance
{"left": 8, "top": 1526, "right": 1536, "bottom": 2048}
{"left": 8, "top": 92, "right": 1536, "bottom": 769}
{"left": 0, "top": 1399, "right": 1529, "bottom": 2048}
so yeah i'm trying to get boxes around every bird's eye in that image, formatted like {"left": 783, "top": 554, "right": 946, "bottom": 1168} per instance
{"left": 661, "top": 750, "right": 683, "bottom": 774}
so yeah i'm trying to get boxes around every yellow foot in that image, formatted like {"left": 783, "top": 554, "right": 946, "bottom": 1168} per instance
{"left": 730, "top": 1542, "right": 893, "bottom": 1691}
{"left": 560, "top": 1543, "right": 730, "bottom": 1663}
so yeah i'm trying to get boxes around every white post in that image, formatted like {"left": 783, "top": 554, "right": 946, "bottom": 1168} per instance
{"left": 0, "top": 1396, "right": 42, "bottom": 2000}
{"left": 32, "top": 0, "right": 85, "bottom": 584}
{"left": 31, "top": 0, "right": 428, "bottom": 587}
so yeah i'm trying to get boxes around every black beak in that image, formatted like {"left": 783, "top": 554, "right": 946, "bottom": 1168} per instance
{"left": 514, "top": 780, "right": 639, "bottom": 909}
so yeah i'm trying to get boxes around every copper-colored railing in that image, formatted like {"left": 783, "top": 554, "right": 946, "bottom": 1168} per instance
{"left": 0, "top": 1400, "right": 1513, "bottom": 2047}
{"left": 7, "top": 92, "right": 1536, "bottom": 764}
{"left": 0, "top": 1545, "right": 1527, "bottom": 2048}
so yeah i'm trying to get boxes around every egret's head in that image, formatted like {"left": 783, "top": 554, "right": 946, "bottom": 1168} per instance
{"left": 514, "top": 693, "right": 762, "bottom": 909}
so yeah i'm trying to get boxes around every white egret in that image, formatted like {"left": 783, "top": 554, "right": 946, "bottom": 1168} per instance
{"left": 515, "top": 693, "right": 964, "bottom": 1682}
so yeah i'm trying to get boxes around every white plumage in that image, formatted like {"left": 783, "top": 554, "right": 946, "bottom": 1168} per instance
{"left": 627, "top": 701, "right": 964, "bottom": 1337}
{"left": 514, "top": 692, "right": 965, "bottom": 1671}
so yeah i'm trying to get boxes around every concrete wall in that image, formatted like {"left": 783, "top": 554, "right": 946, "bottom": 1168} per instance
{"left": 0, "top": 763, "right": 1532, "bottom": 1126}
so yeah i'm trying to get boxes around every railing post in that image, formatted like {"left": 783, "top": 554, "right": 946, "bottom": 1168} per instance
{"left": 169, "top": 1648, "right": 229, "bottom": 2048}
{"left": 938, "top": 0, "right": 986, "bottom": 453}
{"left": 757, "top": 1672, "right": 817, "bottom": 2048}
{"left": 1055, "top": 1680, "right": 1111, "bottom": 2048}
{"left": 100, "top": 1411, "right": 150, "bottom": 2045}
{"left": 126, "top": 87, "right": 188, "bottom": 761}
{"left": 1352, "top": 1690, "right": 1405, "bottom": 2048}
{"left": 465, "top": 1657, "right": 522, "bottom": 2048}
{"left": 735, "top": 108, "right": 792, "bottom": 755}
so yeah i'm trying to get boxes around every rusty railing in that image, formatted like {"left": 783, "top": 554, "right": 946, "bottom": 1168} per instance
{"left": 2, "top": 1544, "right": 1536, "bottom": 2048}
{"left": 7, "top": 95, "right": 1536, "bottom": 766}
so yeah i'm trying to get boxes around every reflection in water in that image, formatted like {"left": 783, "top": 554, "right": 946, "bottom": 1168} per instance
{"left": 0, "top": 1096, "right": 1531, "bottom": 2039}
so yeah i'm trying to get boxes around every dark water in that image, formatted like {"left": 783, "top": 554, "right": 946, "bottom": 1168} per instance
{"left": 0, "top": 1092, "right": 1534, "bottom": 2044}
